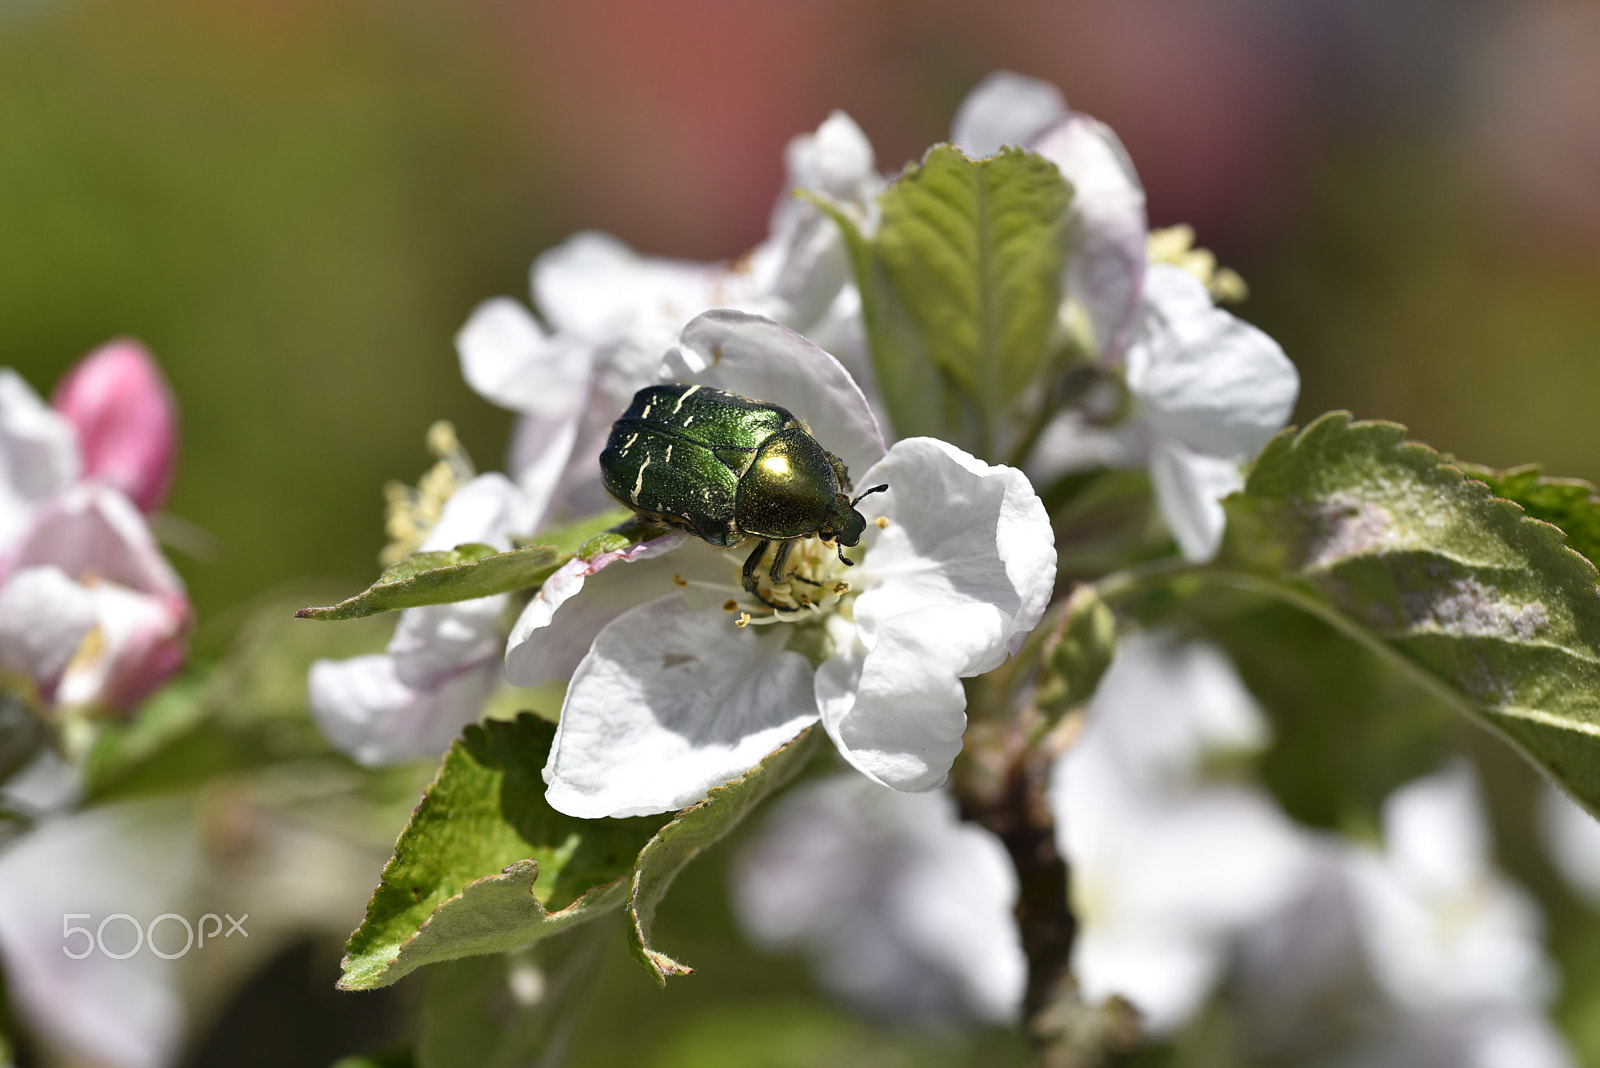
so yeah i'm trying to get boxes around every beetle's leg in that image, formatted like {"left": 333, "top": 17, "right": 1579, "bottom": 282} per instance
{"left": 835, "top": 541, "right": 856, "bottom": 567}
{"left": 766, "top": 539, "right": 797, "bottom": 587}
{"left": 741, "top": 540, "right": 771, "bottom": 598}
{"left": 739, "top": 540, "right": 803, "bottom": 612}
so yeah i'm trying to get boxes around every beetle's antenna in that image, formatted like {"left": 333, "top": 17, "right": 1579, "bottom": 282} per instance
{"left": 850, "top": 484, "right": 889, "bottom": 508}
{"left": 836, "top": 544, "right": 855, "bottom": 566}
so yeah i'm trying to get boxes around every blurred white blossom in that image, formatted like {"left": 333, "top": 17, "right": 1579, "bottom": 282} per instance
{"left": 731, "top": 772, "right": 1025, "bottom": 1025}
{"left": 1048, "top": 631, "right": 1314, "bottom": 1036}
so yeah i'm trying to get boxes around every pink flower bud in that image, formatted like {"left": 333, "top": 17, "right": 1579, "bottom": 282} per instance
{"left": 50, "top": 339, "right": 179, "bottom": 514}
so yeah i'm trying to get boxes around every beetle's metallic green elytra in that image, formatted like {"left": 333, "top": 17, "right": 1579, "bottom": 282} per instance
{"left": 599, "top": 383, "right": 886, "bottom": 608}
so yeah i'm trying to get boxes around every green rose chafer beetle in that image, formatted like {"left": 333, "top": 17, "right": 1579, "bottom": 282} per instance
{"left": 599, "top": 384, "right": 886, "bottom": 609}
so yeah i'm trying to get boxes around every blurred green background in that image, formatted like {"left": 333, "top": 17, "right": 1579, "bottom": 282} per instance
{"left": 5, "top": 0, "right": 1600, "bottom": 1064}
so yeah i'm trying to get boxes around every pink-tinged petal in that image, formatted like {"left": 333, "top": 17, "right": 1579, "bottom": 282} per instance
{"left": 1031, "top": 116, "right": 1149, "bottom": 365}
{"left": 54, "top": 582, "right": 190, "bottom": 711}
{"left": 308, "top": 653, "right": 498, "bottom": 767}
{"left": 456, "top": 298, "right": 594, "bottom": 419}
{"left": 50, "top": 339, "right": 178, "bottom": 515}
{"left": 821, "top": 438, "right": 1055, "bottom": 792}
{"left": 0, "top": 566, "right": 96, "bottom": 694}
{"left": 1148, "top": 438, "right": 1242, "bottom": 563}
{"left": 950, "top": 71, "right": 1067, "bottom": 158}
{"left": 543, "top": 594, "right": 819, "bottom": 818}
{"left": 1125, "top": 264, "right": 1298, "bottom": 458}
{"left": 1, "top": 483, "right": 183, "bottom": 599}
{"left": 0, "top": 368, "right": 80, "bottom": 545}
{"left": 666, "top": 310, "right": 887, "bottom": 481}
{"left": 503, "top": 532, "right": 692, "bottom": 687}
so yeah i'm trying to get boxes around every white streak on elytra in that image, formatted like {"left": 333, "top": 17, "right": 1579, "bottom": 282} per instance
{"left": 624, "top": 432, "right": 639, "bottom": 449}
{"left": 684, "top": 415, "right": 695, "bottom": 426}
{"left": 674, "top": 385, "right": 701, "bottom": 413}
{"left": 641, "top": 402, "right": 654, "bottom": 419}
{"left": 665, "top": 444, "right": 673, "bottom": 464}
{"left": 631, "top": 455, "right": 652, "bottom": 505}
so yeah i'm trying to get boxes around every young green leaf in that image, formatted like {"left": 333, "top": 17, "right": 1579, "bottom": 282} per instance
{"left": 627, "top": 726, "right": 822, "bottom": 985}
{"left": 1216, "top": 413, "right": 1600, "bottom": 814}
{"left": 821, "top": 146, "right": 1071, "bottom": 455}
{"left": 339, "top": 714, "right": 666, "bottom": 990}
{"left": 298, "top": 508, "right": 639, "bottom": 621}
{"left": 296, "top": 544, "right": 561, "bottom": 621}
{"left": 1458, "top": 464, "right": 1600, "bottom": 570}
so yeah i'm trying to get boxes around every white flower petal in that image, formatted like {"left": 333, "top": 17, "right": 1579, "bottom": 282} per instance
{"left": 0, "top": 367, "right": 81, "bottom": 546}
{"left": 505, "top": 408, "right": 583, "bottom": 525}
{"left": 1072, "top": 927, "right": 1221, "bottom": 1037}
{"left": 821, "top": 438, "right": 1055, "bottom": 792}
{"left": 731, "top": 774, "right": 1024, "bottom": 1024}
{"left": 666, "top": 310, "right": 888, "bottom": 481}
{"left": 1031, "top": 115, "right": 1149, "bottom": 363}
{"left": 55, "top": 580, "right": 188, "bottom": 711}
{"left": 1348, "top": 762, "right": 1554, "bottom": 1012}
{"left": 389, "top": 597, "right": 506, "bottom": 691}
{"left": 950, "top": 71, "right": 1067, "bottom": 158}
{"left": 418, "top": 472, "right": 532, "bottom": 554}
{"left": 0, "top": 566, "right": 95, "bottom": 689}
{"left": 784, "top": 110, "right": 879, "bottom": 205}
{"left": 1537, "top": 783, "right": 1600, "bottom": 906}
{"left": 308, "top": 654, "right": 497, "bottom": 767}
{"left": 1149, "top": 438, "right": 1241, "bottom": 563}
{"left": 455, "top": 297, "right": 593, "bottom": 418}
{"left": 543, "top": 595, "right": 819, "bottom": 818}
{"left": 532, "top": 231, "right": 715, "bottom": 341}
{"left": 1126, "top": 263, "right": 1298, "bottom": 458}
{"left": 2, "top": 483, "right": 183, "bottom": 599}
{"left": 503, "top": 533, "right": 692, "bottom": 688}
{"left": 1071, "top": 630, "right": 1271, "bottom": 790}
{"left": 856, "top": 437, "right": 1055, "bottom": 659}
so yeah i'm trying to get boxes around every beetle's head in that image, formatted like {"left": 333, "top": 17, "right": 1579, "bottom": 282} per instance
{"left": 825, "top": 483, "right": 889, "bottom": 548}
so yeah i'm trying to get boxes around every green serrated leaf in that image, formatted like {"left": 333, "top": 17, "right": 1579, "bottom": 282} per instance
{"left": 296, "top": 543, "right": 562, "bottom": 621}
{"left": 627, "top": 726, "right": 823, "bottom": 986}
{"left": 1459, "top": 463, "right": 1600, "bottom": 570}
{"left": 339, "top": 714, "right": 666, "bottom": 990}
{"left": 1217, "top": 412, "right": 1600, "bottom": 814}
{"left": 823, "top": 146, "right": 1071, "bottom": 456}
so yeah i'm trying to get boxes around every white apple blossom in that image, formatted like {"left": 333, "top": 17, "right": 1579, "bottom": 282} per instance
{"left": 731, "top": 772, "right": 1025, "bottom": 1025}
{"left": 1536, "top": 781, "right": 1600, "bottom": 906}
{"left": 456, "top": 111, "right": 882, "bottom": 530}
{"left": 1049, "top": 631, "right": 1315, "bottom": 1036}
{"left": 0, "top": 355, "right": 189, "bottom": 719}
{"left": 506, "top": 310, "right": 1056, "bottom": 818}
{"left": 952, "top": 72, "right": 1299, "bottom": 561}
{"left": 308, "top": 471, "right": 533, "bottom": 766}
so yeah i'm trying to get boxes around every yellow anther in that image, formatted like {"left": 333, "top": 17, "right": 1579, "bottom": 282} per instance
{"left": 723, "top": 599, "right": 739, "bottom": 613}
{"left": 672, "top": 574, "right": 688, "bottom": 588}
{"left": 875, "top": 516, "right": 890, "bottom": 530}
{"left": 735, "top": 612, "right": 752, "bottom": 628}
